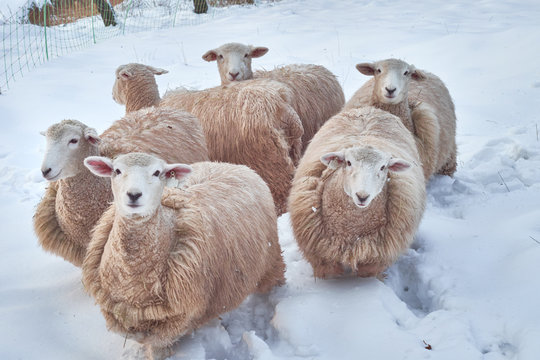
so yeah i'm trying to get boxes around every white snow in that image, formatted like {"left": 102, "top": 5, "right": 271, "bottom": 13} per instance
{"left": 1, "top": 0, "right": 540, "bottom": 359}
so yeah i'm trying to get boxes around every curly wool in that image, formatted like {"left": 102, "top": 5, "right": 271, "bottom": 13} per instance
{"left": 289, "top": 107, "right": 426, "bottom": 277}
{"left": 254, "top": 64, "right": 345, "bottom": 151}
{"left": 161, "top": 79, "right": 303, "bottom": 215}
{"left": 83, "top": 162, "right": 285, "bottom": 348}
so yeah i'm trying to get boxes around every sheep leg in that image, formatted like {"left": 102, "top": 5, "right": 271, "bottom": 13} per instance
{"left": 356, "top": 262, "right": 387, "bottom": 278}
{"left": 437, "top": 152, "right": 457, "bottom": 177}
{"left": 255, "top": 249, "right": 286, "bottom": 293}
{"left": 144, "top": 344, "right": 172, "bottom": 360}
{"left": 312, "top": 261, "right": 344, "bottom": 279}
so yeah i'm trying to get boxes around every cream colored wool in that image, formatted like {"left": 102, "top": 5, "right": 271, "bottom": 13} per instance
{"left": 254, "top": 64, "right": 345, "bottom": 150}
{"left": 161, "top": 79, "right": 303, "bottom": 215}
{"left": 33, "top": 110, "right": 208, "bottom": 266}
{"left": 83, "top": 161, "right": 285, "bottom": 356}
{"left": 112, "top": 63, "right": 166, "bottom": 113}
{"left": 288, "top": 107, "right": 426, "bottom": 278}
{"left": 344, "top": 60, "right": 457, "bottom": 180}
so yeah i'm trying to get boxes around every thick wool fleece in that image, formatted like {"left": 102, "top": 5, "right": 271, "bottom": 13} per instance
{"left": 82, "top": 162, "right": 285, "bottom": 349}
{"left": 100, "top": 107, "right": 209, "bottom": 165}
{"left": 254, "top": 64, "right": 345, "bottom": 151}
{"left": 288, "top": 107, "right": 426, "bottom": 278}
{"left": 161, "top": 79, "right": 303, "bottom": 215}
{"left": 344, "top": 70, "right": 457, "bottom": 180}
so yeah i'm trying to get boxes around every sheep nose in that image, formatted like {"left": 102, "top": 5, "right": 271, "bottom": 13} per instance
{"left": 42, "top": 168, "right": 52, "bottom": 177}
{"left": 356, "top": 193, "right": 370, "bottom": 204}
{"left": 229, "top": 72, "right": 240, "bottom": 80}
{"left": 385, "top": 87, "right": 396, "bottom": 95}
{"left": 127, "top": 192, "right": 142, "bottom": 202}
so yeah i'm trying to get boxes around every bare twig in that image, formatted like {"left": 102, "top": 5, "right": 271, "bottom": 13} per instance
{"left": 530, "top": 236, "right": 540, "bottom": 245}
{"left": 498, "top": 171, "right": 510, "bottom": 192}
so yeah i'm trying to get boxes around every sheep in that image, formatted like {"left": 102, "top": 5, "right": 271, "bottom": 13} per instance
{"left": 343, "top": 58, "right": 457, "bottom": 180}
{"left": 112, "top": 63, "right": 168, "bottom": 113}
{"left": 83, "top": 152, "right": 285, "bottom": 359}
{"left": 33, "top": 108, "right": 208, "bottom": 266}
{"left": 111, "top": 62, "right": 303, "bottom": 214}
{"left": 288, "top": 107, "right": 426, "bottom": 278}
{"left": 202, "top": 42, "right": 345, "bottom": 150}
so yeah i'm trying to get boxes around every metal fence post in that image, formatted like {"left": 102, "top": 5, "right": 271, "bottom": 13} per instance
{"left": 43, "top": 1, "right": 49, "bottom": 61}
{"left": 91, "top": 0, "right": 96, "bottom": 44}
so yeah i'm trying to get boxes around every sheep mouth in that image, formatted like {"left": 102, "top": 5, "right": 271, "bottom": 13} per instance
{"left": 45, "top": 170, "right": 62, "bottom": 181}
{"left": 127, "top": 204, "right": 141, "bottom": 209}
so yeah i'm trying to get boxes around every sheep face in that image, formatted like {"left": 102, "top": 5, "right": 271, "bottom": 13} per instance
{"left": 321, "top": 146, "right": 411, "bottom": 208}
{"left": 202, "top": 43, "right": 268, "bottom": 85}
{"left": 84, "top": 153, "right": 192, "bottom": 218}
{"left": 40, "top": 120, "right": 100, "bottom": 181}
{"left": 356, "top": 59, "right": 426, "bottom": 105}
{"left": 112, "top": 63, "right": 168, "bottom": 105}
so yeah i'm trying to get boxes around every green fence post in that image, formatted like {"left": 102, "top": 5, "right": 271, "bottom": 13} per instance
{"left": 172, "top": 0, "right": 180, "bottom": 27}
{"left": 91, "top": 0, "right": 96, "bottom": 44}
{"left": 43, "top": 1, "right": 49, "bottom": 61}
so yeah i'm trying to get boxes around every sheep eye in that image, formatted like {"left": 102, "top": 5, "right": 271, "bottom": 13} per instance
{"left": 377, "top": 68, "right": 382, "bottom": 73}
{"left": 404, "top": 71, "right": 409, "bottom": 76}
{"left": 69, "top": 139, "right": 78, "bottom": 144}
{"left": 244, "top": 53, "right": 248, "bottom": 58}
{"left": 380, "top": 165, "right": 386, "bottom": 171}
{"left": 115, "top": 169, "right": 121, "bottom": 175}
{"left": 153, "top": 170, "right": 160, "bottom": 177}
{"left": 346, "top": 160, "right": 352, "bottom": 167}
{"left": 218, "top": 54, "right": 224, "bottom": 60}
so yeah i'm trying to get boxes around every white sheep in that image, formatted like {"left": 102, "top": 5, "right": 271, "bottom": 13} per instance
{"left": 111, "top": 63, "right": 304, "bottom": 215}
{"left": 202, "top": 42, "right": 345, "bottom": 149}
{"left": 288, "top": 107, "right": 426, "bottom": 278}
{"left": 83, "top": 152, "right": 285, "bottom": 360}
{"left": 343, "top": 58, "right": 457, "bottom": 180}
{"left": 33, "top": 108, "right": 208, "bottom": 266}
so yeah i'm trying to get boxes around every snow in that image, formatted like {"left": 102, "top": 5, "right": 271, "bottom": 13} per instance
{"left": 1, "top": 0, "right": 540, "bottom": 359}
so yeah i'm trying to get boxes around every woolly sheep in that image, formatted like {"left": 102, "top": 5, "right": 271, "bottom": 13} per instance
{"left": 33, "top": 108, "right": 208, "bottom": 266}
{"left": 202, "top": 42, "right": 345, "bottom": 149}
{"left": 83, "top": 153, "right": 285, "bottom": 359}
{"left": 112, "top": 63, "right": 168, "bottom": 113}
{"left": 288, "top": 107, "right": 426, "bottom": 278}
{"left": 111, "top": 63, "right": 303, "bottom": 214}
{"left": 343, "top": 58, "right": 457, "bottom": 180}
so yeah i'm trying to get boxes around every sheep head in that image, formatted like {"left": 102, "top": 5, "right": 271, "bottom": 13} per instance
{"left": 40, "top": 120, "right": 101, "bottom": 181}
{"left": 112, "top": 63, "right": 168, "bottom": 106}
{"left": 202, "top": 42, "right": 268, "bottom": 85}
{"left": 356, "top": 59, "right": 426, "bottom": 105}
{"left": 321, "top": 146, "right": 411, "bottom": 208}
{"left": 85, "top": 153, "right": 191, "bottom": 218}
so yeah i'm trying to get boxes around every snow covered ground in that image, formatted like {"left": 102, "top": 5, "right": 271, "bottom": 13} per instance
{"left": 1, "top": 0, "right": 540, "bottom": 359}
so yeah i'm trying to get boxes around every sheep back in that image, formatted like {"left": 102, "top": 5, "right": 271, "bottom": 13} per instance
{"left": 161, "top": 79, "right": 303, "bottom": 215}
{"left": 289, "top": 107, "right": 426, "bottom": 276}
{"left": 254, "top": 64, "right": 345, "bottom": 150}
{"left": 100, "top": 107, "right": 209, "bottom": 164}
{"left": 83, "top": 161, "right": 285, "bottom": 346}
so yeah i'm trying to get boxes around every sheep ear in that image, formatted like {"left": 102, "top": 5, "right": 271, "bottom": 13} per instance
{"left": 84, "top": 156, "right": 114, "bottom": 177}
{"left": 388, "top": 158, "right": 411, "bottom": 172}
{"left": 250, "top": 46, "right": 268, "bottom": 58}
{"left": 84, "top": 127, "right": 101, "bottom": 146}
{"left": 39, "top": 130, "right": 46, "bottom": 136}
{"left": 146, "top": 65, "right": 168, "bottom": 76}
{"left": 321, "top": 151, "right": 346, "bottom": 169}
{"left": 411, "top": 68, "right": 426, "bottom": 81}
{"left": 356, "top": 63, "right": 376, "bottom": 76}
{"left": 119, "top": 68, "right": 133, "bottom": 80}
{"left": 202, "top": 49, "right": 218, "bottom": 62}
{"left": 164, "top": 163, "right": 192, "bottom": 181}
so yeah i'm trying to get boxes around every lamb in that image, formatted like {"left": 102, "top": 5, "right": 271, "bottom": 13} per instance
{"left": 202, "top": 42, "right": 345, "bottom": 149}
{"left": 111, "top": 62, "right": 303, "bottom": 214}
{"left": 83, "top": 152, "right": 285, "bottom": 359}
{"left": 33, "top": 108, "right": 208, "bottom": 266}
{"left": 288, "top": 107, "right": 426, "bottom": 278}
{"left": 343, "top": 58, "right": 457, "bottom": 180}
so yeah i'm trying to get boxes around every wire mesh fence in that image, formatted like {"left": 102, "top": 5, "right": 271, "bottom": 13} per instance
{"left": 0, "top": 0, "right": 267, "bottom": 93}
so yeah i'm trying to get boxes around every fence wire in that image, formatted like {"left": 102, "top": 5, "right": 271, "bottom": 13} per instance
{"left": 1, "top": 0, "right": 268, "bottom": 93}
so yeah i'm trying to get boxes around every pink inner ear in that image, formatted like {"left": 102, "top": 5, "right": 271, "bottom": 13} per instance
{"left": 251, "top": 47, "right": 268, "bottom": 58}
{"left": 87, "top": 160, "right": 112, "bottom": 175}
{"left": 166, "top": 166, "right": 191, "bottom": 179}
{"left": 203, "top": 51, "right": 218, "bottom": 61}
{"left": 87, "top": 136, "right": 99, "bottom": 145}
{"left": 389, "top": 161, "right": 410, "bottom": 172}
